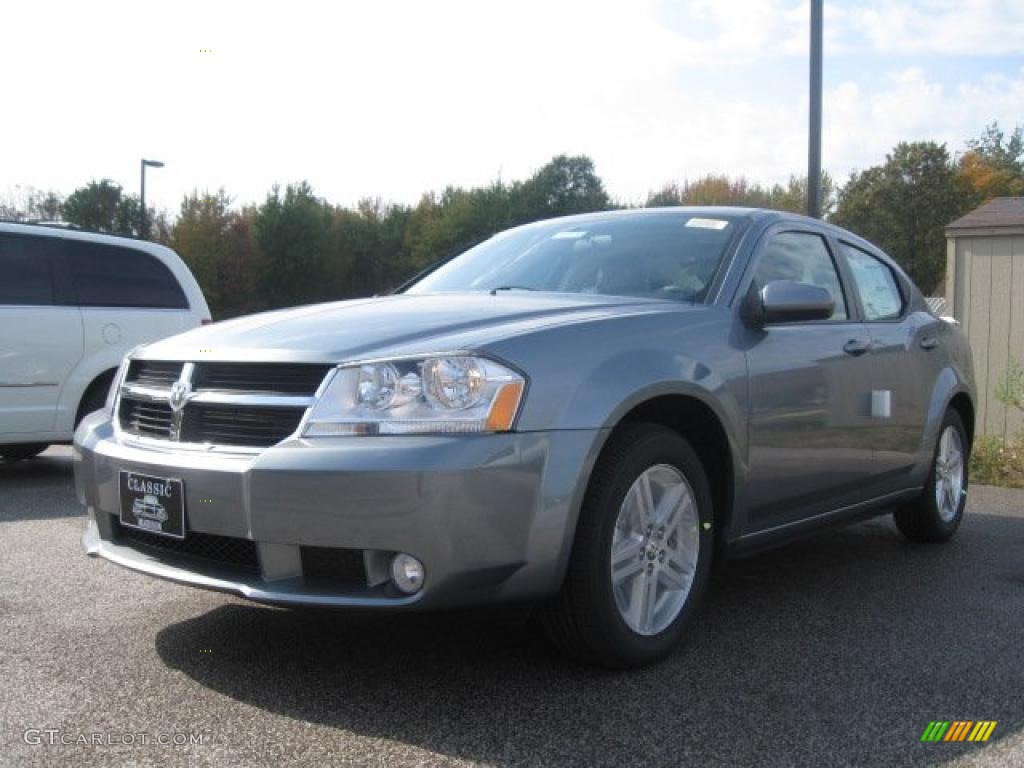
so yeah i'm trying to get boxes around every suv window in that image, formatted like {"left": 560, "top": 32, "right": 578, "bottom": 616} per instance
{"left": 753, "top": 232, "right": 847, "bottom": 320}
{"left": 841, "top": 243, "right": 904, "bottom": 321}
{"left": 0, "top": 234, "right": 54, "bottom": 306}
{"left": 65, "top": 241, "right": 189, "bottom": 309}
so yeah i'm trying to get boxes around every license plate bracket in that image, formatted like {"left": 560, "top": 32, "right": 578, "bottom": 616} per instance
{"left": 118, "top": 470, "right": 185, "bottom": 539}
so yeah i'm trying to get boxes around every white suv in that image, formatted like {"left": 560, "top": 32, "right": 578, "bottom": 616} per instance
{"left": 0, "top": 223, "right": 210, "bottom": 461}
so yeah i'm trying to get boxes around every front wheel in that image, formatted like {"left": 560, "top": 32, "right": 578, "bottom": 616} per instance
{"left": 541, "top": 424, "right": 713, "bottom": 668}
{"left": 894, "top": 409, "right": 969, "bottom": 542}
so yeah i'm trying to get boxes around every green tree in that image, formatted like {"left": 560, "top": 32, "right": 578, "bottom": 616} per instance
{"left": 511, "top": 154, "right": 611, "bottom": 221}
{"left": 833, "top": 142, "right": 968, "bottom": 294}
{"left": 967, "top": 122, "right": 1024, "bottom": 174}
{"left": 171, "top": 190, "right": 264, "bottom": 319}
{"left": 0, "top": 186, "right": 63, "bottom": 222}
{"left": 62, "top": 180, "right": 144, "bottom": 236}
{"left": 254, "top": 182, "right": 333, "bottom": 309}
{"left": 958, "top": 122, "right": 1024, "bottom": 204}
{"left": 645, "top": 173, "right": 835, "bottom": 216}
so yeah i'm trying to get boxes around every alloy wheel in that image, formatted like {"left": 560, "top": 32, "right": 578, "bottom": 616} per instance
{"left": 934, "top": 425, "right": 964, "bottom": 523}
{"left": 610, "top": 464, "right": 699, "bottom": 636}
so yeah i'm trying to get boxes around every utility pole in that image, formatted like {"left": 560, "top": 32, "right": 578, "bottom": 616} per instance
{"left": 807, "top": 0, "right": 823, "bottom": 218}
{"left": 140, "top": 158, "right": 164, "bottom": 237}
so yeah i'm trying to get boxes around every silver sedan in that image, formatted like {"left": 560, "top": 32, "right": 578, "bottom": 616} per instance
{"left": 74, "top": 207, "right": 975, "bottom": 667}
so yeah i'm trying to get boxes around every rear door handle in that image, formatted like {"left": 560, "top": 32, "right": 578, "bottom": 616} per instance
{"left": 843, "top": 338, "right": 871, "bottom": 356}
{"left": 920, "top": 337, "right": 939, "bottom": 350}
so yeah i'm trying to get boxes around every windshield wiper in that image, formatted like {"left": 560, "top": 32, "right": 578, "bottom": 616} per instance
{"left": 489, "top": 285, "right": 536, "bottom": 295}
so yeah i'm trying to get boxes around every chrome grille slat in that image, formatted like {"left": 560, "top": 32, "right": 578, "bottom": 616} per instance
{"left": 193, "top": 363, "right": 332, "bottom": 396}
{"left": 126, "top": 361, "right": 183, "bottom": 387}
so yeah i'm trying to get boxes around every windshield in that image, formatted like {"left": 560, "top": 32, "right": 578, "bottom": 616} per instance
{"left": 405, "top": 212, "right": 742, "bottom": 302}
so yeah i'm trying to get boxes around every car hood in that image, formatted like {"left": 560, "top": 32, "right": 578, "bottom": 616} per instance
{"left": 136, "top": 292, "right": 698, "bottom": 363}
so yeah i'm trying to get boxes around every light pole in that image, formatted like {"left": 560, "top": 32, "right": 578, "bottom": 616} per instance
{"left": 807, "top": 0, "right": 823, "bottom": 219}
{"left": 140, "top": 158, "right": 164, "bottom": 237}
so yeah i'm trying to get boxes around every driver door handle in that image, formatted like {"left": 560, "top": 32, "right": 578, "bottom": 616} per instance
{"left": 920, "top": 337, "right": 939, "bottom": 350}
{"left": 843, "top": 338, "right": 871, "bottom": 356}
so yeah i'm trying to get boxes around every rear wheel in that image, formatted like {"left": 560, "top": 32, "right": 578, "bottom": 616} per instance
{"left": 0, "top": 443, "right": 48, "bottom": 462}
{"left": 541, "top": 424, "right": 713, "bottom": 668}
{"left": 894, "top": 409, "right": 969, "bottom": 542}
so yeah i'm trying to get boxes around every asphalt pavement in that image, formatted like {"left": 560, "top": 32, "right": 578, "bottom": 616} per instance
{"left": 1, "top": 446, "right": 1022, "bottom": 767}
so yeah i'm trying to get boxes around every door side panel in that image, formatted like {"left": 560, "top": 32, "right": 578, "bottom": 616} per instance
{"left": 0, "top": 306, "right": 84, "bottom": 434}
{"left": 744, "top": 322, "right": 876, "bottom": 530}
{"left": 864, "top": 311, "right": 942, "bottom": 489}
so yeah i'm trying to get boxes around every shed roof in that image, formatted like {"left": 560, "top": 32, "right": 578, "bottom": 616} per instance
{"left": 947, "top": 197, "right": 1024, "bottom": 231}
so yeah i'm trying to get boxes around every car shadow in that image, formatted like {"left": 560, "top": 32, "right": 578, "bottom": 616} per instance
{"left": 0, "top": 446, "right": 81, "bottom": 521}
{"left": 154, "top": 511, "right": 1024, "bottom": 766}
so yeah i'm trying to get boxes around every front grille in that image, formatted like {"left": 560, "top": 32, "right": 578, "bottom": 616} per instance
{"left": 127, "top": 360, "right": 183, "bottom": 387}
{"left": 193, "top": 363, "right": 331, "bottom": 395}
{"left": 118, "top": 360, "right": 324, "bottom": 449}
{"left": 113, "top": 518, "right": 260, "bottom": 572}
{"left": 119, "top": 398, "right": 174, "bottom": 439}
{"left": 301, "top": 546, "right": 367, "bottom": 586}
{"left": 182, "top": 404, "right": 306, "bottom": 447}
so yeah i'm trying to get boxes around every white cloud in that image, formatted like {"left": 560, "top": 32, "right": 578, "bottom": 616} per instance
{"left": 849, "top": 0, "right": 1024, "bottom": 56}
{"left": 0, "top": 0, "right": 1022, "bottom": 213}
{"left": 825, "top": 66, "right": 1024, "bottom": 182}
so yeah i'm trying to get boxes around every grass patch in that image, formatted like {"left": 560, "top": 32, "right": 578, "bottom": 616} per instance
{"left": 970, "top": 435, "right": 1024, "bottom": 488}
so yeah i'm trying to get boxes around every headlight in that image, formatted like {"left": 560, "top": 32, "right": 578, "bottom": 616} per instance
{"left": 304, "top": 355, "right": 526, "bottom": 436}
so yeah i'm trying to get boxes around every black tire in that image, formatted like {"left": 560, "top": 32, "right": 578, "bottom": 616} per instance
{"left": 76, "top": 371, "right": 115, "bottom": 427}
{"left": 894, "top": 409, "right": 969, "bottom": 542}
{"left": 540, "top": 423, "right": 714, "bottom": 668}
{"left": 0, "top": 443, "right": 48, "bottom": 462}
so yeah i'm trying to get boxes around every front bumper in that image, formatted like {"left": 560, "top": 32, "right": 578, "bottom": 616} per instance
{"left": 74, "top": 412, "right": 602, "bottom": 609}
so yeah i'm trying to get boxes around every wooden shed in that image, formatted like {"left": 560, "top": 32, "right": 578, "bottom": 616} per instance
{"left": 945, "top": 197, "right": 1024, "bottom": 438}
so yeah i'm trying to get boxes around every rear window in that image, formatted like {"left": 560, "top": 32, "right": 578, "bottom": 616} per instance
{"left": 65, "top": 241, "right": 189, "bottom": 309}
{"left": 0, "top": 233, "right": 54, "bottom": 306}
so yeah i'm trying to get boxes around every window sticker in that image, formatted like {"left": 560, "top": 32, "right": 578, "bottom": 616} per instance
{"left": 685, "top": 218, "right": 730, "bottom": 230}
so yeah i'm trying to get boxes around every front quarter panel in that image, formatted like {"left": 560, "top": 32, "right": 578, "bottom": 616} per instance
{"left": 484, "top": 306, "right": 749, "bottom": 545}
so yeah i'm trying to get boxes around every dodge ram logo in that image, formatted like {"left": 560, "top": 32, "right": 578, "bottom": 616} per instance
{"left": 168, "top": 379, "right": 193, "bottom": 442}
{"left": 169, "top": 380, "right": 192, "bottom": 412}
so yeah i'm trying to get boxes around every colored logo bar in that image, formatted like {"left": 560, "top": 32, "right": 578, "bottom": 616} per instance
{"left": 921, "top": 721, "right": 997, "bottom": 742}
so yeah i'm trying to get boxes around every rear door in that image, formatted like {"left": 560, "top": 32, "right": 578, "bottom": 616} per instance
{"left": 0, "top": 233, "right": 83, "bottom": 435}
{"left": 742, "top": 227, "right": 876, "bottom": 531}
{"left": 837, "top": 240, "right": 934, "bottom": 491}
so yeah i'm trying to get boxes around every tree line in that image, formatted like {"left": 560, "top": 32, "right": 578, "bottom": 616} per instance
{"left": 2, "top": 123, "right": 1021, "bottom": 318}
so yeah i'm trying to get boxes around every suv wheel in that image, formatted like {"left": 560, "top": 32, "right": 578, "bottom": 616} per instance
{"left": 0, "top": 443, "right": 48, "bottom": 462}
{"left": 894, "top": 409, "right": 969, "bottom": 542}
{"left": 541, "top": 424, "right": 713, "bottom": 668}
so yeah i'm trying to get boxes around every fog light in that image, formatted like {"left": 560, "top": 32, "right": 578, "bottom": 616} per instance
{"left": 390, "top": 553, "right": 425, "bottom": 594}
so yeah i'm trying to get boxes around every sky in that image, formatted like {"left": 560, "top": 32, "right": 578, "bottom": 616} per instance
{"left": 2, "top": 0, "right": 1022, "bottom": 215}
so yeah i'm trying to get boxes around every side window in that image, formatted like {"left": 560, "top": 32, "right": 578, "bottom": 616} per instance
{"left": 65, "top": 241, "right": 189, "bottom": 309}
{"left": 841, "top": 244, "right": 904, "bottom": 321}
{"left": 0, "top": 234, "right": 55, "bottom": 306}
{"left": 753, "top": 231, "right": 847, "bottom": 320}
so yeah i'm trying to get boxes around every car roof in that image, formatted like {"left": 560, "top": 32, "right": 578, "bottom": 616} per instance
{"left": 0, "top": 220, "right": 174, "bottom": 253}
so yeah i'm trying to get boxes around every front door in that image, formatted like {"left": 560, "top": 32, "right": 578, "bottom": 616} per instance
{"left": 742, "top": 228, "right": 876, "bottom": 531}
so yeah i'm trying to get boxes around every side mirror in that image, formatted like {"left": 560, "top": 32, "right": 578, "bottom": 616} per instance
{"left": 746, "top": 280, "right": 835, "bottom": 326}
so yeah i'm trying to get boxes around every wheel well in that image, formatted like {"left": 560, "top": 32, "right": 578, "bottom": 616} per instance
{"left": 617, "top": 395, "right": 734, "bottom": 551}
{"left": 948, "top": 393, "right": 975, "bottom": 447}
{"left": 76, "top": 368, "right": 117, "bottom": 426}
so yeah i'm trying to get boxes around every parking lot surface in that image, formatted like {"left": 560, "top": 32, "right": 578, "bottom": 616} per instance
{"left": 1, "top": 446, "right": 1022, "bottom": 767}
